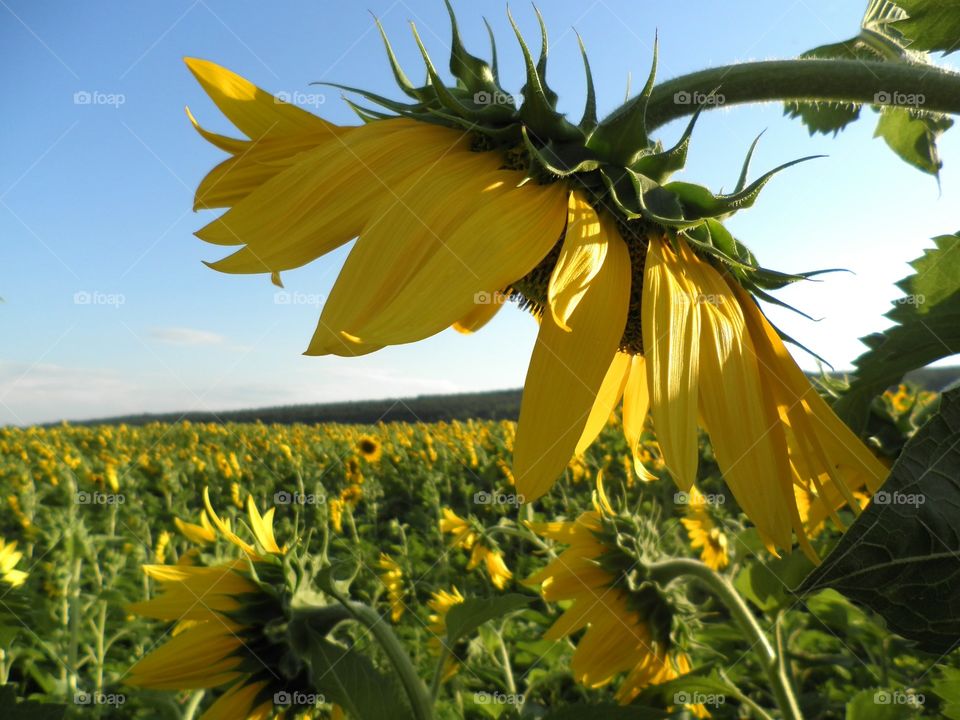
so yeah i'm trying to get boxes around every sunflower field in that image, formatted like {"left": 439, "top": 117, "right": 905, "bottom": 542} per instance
{"left": 7, "top": 0, "right": 960, "bottom": 717}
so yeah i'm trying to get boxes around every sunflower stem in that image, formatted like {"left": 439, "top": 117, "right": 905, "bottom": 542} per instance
{"left": 647, "top": 558, "right": 803, "bottom": 720}
{"left": 322, "top": 589, "right": 434, "bottom": 720}
{"left": 643, "top": 59, "right": 960, "bottom": 132}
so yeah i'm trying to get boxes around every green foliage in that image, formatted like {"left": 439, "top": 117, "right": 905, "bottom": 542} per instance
{"left": 834, "top": 233, "right": 960, "bottom": 431}
{"left": 887, "top": 0, "right": 960, "bottom": 54}
{"left": 798, "top": 388, "right": 960, "bottom": 653}
{"left": 444, "top": 595, "right": 531, "bottom": 645}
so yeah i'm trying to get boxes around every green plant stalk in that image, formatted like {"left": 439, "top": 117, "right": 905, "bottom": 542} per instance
{"left": 648, "top": 558, "right": 803, "bottom": 720}
{"left": 320, "top": 593, "right": 434, "bottom": 720}
{"left": 644, "top": 59, "right": 960, "bottom": 132}
{"left": 429, "top": 644, "right": 453, "bottom": 702}
{"left": 495, "top": 626, "right": 517, "bottom": 696}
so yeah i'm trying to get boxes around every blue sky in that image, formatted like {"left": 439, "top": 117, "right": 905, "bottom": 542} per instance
{"left": 2, "top": 0, "right": 958, "bottom": 425}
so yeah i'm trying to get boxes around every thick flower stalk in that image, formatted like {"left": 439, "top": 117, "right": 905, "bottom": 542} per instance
{"left": 184, "top": 2, "right": 894, "bottom": 555}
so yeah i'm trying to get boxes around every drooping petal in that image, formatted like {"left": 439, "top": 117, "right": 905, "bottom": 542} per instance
{"left": 575, "top": 352, "right": 631, "bottom": 455}
{"left": 184, "top": 58, "right": 335, "bottom": 140}
{"left": 334, "top": 175, "right": 569, "bottom": 348}
{"left": 621, "top": 356, "right": 657, "bottom": 480}
{"left": 514, "top": 211, "right": 631, "bottom": 503}
{"left": 186, "top": 106, "right": 248, "bottom": 154}
{"left": 680, "top": 242, "right": 793, "bottom": 552}
{"left": 200, "top": 682, "right": 269, "bottom": 720}
{"left": 548, "top": 191, "right": 609, "bottom": 330}
{"left": 452, "top": 296, "right": 504, "bottom": 334}
{"left": 642, "top": 236, "right": 701, "bottom": 491}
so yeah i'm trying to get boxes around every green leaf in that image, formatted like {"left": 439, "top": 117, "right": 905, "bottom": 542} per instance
{"left": 888, "top": 0, "right": 960, "bottom": 55}
{"left": 0, "top": 686, "right": 66, "bottom": 720}
{"left": 834, "top": 233, "right": 960, "bottom": 430}
{"left": 306, "top": 635, "right": 411, "bottom": 720}
{"left": 932, "top": 667, "right": 960, "bottom": 719}
{"left": 846, "top": 688, "right": 921, "bottom": 719}
{"left": 735, "top": 550, "right": 817, "bottom": 612}
{"left": 874, "top": 107, "right": 954, "bottom": 176}
{"left": 797, "top": 388, "right": 960, "bottom": 654}
{"left": 444, "top": 594, "right": 531, "bottom": 645}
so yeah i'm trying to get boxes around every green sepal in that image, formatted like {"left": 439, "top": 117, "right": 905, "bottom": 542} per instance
{"left": 313, "top": 81, "right": 431, "bottom": 117}
{"left": 576, "top": 31, "right": 598, "bottom": 133}
{"left": 443, "top": 0, "right": 501, "bottom": 96}
{"left": 523, "top": 127, "right": 600, "bottom": 176}
{"left": 531, "top": 5, "right": 559, "bottom": 108}
{"left": 586, "top": 34, "right": 658, "bottom": 163}
{"left": 373, "top": 15, "right": 423, "bottom": 101}
{"left": 734, "top": 131, "right": 765, "bottom": 193}
{"left": 630, "top": 103, "right": 705, "bottom": 182}
{"left": 508, "top": 9, "right": 581, "bottom": 142}
{"left": 663, "top": 155, "right": 824, "bottom": 220}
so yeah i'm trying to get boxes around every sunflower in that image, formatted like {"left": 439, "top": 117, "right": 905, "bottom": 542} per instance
{"left": 186, "top": 5, "right": 887, "bottom": 555}
{"left": 679, "top": 487, "right": 729, "bottom": 571}
{"left": 126, "top": 494, "right": 302, "bottom": 720}
{"left": 377, "top": 553, "right": 406, "bottom": 623}
{"left": 439, "top": 508, "right": 512, "bottom": 589}
{"left": 356, "top": 434, "right": 383, "bottom": 463}
{"left": 426, "top": 586, "right": 465, "bottom": 683}
{"left": 0, "top": 537, "right": 27, "bottom": 589}
{"left": 525, "top": 511, "right": 704, "bottom": 714}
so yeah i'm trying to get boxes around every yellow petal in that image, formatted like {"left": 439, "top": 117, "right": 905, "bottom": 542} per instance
{"left": 642, "top": 235, "right": 701, "bottom": 490}
{"left": 327, "top": 172, "right": 569, "bottom": 349}
{"left": 514, "top": 216, "right": 631, "bottom": 503}
{"left": 452, "top": 296, "right": 504, "bottom": 334}
{"left": 680, "top": 243, "right": 793, "bottom": 551}
{"left": 184, "top": 58, "right": 334, "bottom": 140}
{"left": 200, "top": 682, "right": 269, "bottom": 720}
{"left": 185, "top": 106, "right": 247, "bottom": 154}
{"left": 246, "top": 496, "right": 280, "bottom": 553}
{"left": 575, "top": 352, "right": 631, "bottom": 455}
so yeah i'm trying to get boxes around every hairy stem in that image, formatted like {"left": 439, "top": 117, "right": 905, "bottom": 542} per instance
{"left": 645, "top": 59, "right": 960, "bottom": 132}
{"left": 648, "top": 558, "right": 803, "bottom": 720}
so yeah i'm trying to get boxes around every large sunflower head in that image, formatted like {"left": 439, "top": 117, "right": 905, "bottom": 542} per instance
{"left": 126, "top": 491, "right": 328, "bottom": 719}
{"left": 186, "top": 3, "right": 888, "bottom": 556}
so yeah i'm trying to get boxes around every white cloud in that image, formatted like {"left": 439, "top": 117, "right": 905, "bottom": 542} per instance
{"left": 149, "top": 326, "right": 227, "bottom": 346}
